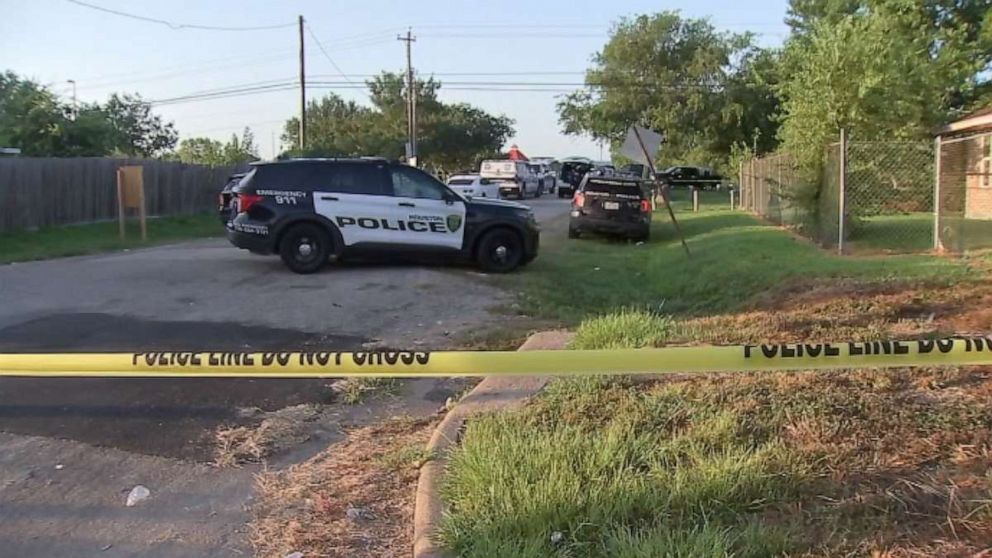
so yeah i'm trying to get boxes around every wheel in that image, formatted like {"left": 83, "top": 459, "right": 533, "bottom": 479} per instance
{"left": 568, "top": 227, "right": 580, "bottom": 239}
{"left": 476, "top": 229, "right": 524, "bottom": 273}
{"left": 279, "top": 223, "right": 331, "bottom": 274}
{"left": 631, "top": 231, "right": 650, "bottom": 243}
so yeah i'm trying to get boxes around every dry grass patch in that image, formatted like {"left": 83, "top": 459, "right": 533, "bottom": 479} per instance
{"left": 688, "top": 278, "right": 992, "bottom": 344}
{"left": 249, "top": 416, "right": 436, "bottom": 558}
{"left": 214, "top": 404, "right": 325, "bottom": 467}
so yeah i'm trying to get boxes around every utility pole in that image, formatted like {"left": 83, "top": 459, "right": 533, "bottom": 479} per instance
{"left": 66, "top": 79, "right": 77, "bottom": 120}
{"left": 298, "top": 15, "right": 306, "bottom": 151}
{"left": 397, "top": 28, "right": 416, "bottom": 164}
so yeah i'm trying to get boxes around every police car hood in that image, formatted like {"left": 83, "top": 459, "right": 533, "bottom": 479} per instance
{"left": 465, "top": 197, "right": 529, "bottom": 211}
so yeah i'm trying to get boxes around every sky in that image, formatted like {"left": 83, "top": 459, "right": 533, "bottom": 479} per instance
{"left": 2, "top": 0, "right": 791, "bottom": 160}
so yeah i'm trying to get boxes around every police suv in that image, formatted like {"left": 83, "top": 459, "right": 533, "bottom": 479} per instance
{"left": 225, "top": 159, "right": 540, "bottom": 274}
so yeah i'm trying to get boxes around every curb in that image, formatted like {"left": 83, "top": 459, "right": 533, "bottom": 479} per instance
{"left": 411, "top": 331, "right": 573, "bottom": 558}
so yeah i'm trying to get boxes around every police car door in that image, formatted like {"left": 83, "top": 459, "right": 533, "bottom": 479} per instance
{"left": 312, "top": 162, "right": 394, "bottom": 247}
{"left": 388, "top": 165, "right": 466, "bottom": 250}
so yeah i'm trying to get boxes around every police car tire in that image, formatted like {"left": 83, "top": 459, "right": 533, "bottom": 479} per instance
{"left": 476, "top": 229, "right": 524, "bottom": 273}
{"left": 279, "top": 223, "right": 331, "bottom": 274}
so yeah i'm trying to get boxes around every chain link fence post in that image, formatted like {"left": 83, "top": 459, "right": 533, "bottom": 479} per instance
{"left": 838, "top": 128, "right": 847, "bottom": 255}
{"left": 933, "top": 135, "right": 943, "bottom": 252}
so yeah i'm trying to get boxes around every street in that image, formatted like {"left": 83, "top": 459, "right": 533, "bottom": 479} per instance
{"left": 0, "top": 196, "right": 570, "bottom": 557}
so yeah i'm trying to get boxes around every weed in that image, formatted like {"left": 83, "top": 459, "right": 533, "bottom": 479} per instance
{"left": 331, "top": 377, "right": 401, "bottom": 405}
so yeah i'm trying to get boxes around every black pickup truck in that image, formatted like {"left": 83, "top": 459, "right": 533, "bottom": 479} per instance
{"left": 658, "top": 166, "right": 726, "bottom": 189}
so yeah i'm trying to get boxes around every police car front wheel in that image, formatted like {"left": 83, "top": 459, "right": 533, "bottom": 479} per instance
{"left": 476, "top": 229, "right": 524, "bottom": 273}
{"left": 279, "top": 223, "right": 331, "bottom": 274}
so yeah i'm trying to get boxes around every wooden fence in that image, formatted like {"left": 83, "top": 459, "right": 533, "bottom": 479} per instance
{"left": 0, "top": 157, "right": 247, "bottom": 233}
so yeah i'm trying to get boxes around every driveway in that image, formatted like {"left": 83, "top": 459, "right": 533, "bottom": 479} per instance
{"left": 0, "top": 196, "right": 570, "bottom": 557}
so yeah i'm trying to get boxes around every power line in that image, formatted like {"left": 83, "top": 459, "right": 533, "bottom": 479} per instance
{"left": 65, "top": 0, "right": 296, "bottom": 31}
{"left": 305, "top": 23, "right": 355, "bottom": 84}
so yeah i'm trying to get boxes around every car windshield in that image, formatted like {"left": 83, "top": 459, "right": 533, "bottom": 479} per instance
{"left": 4, "top": 2, "right": 989, "bottom": 557}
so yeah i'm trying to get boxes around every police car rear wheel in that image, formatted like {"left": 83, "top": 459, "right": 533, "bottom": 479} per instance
{"left": 477, "top": 229, "right": 523, "bottom": 273}
{"left": 280, "top": 223, "right": 331, "bottom": 274}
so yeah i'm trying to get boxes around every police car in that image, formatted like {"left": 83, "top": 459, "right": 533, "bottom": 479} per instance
{"left": 225, "top": 158, "right": 540, "bottom": 274}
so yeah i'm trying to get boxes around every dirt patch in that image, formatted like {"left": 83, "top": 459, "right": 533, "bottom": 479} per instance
{"left": 249, "top": 416, "right": 437, "bottom": 558}
{"left": 679, "top": 279, "right": 992, "bottom": 345}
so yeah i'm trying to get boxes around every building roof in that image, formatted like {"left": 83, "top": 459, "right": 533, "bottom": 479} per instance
{"left": 938, "top": 106, "right": 992, "bottom": 136}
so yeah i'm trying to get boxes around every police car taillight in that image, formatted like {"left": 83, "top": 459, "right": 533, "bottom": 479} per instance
{"left": 641, "top": 199, "right": 651, "bottom": 213}
{"left": 237, "top": 193, "right": 263, "bottom": 213}
{"left": 573, "top": 192, "right": 585, "bottom": 207}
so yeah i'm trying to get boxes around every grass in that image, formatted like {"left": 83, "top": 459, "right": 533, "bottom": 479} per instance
{"left": 515, "top": 195, "right": 967, "bottom": 324}
{"left": 441, "top": 194, "right": 992, "bottom": 556}
{"left": 847, "top": 213, "right": 933, "bottom": 253}
{"left": 0, "top": 213, "right": 223, "bottom": 263}
{"left": 440, "top": 368, "right": 992, "bottom": 557}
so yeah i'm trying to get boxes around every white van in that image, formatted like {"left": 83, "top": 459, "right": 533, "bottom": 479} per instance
{"left": 479, "top": 160, "right": 542, "bottom": 200}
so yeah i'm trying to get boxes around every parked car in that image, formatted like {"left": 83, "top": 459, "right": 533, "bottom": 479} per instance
{"left": 218, "top": 172, "right": 246, "bottom": 223}
{"left": 226, "top": 158, "right": 540, "bottom": 274}
{"left": 593, "top": 161, "right": 617, "bottom": 176}
{"left": 658, "top": 166, "right": 725, "bottom": 189}
{"left": 558, "top": 160, "right": 594, "bottom": 198}
{"left": 568, "top": 175, "right": 652, "bottom": 241}
{"left": 446, "top": 174, "right": 499, "bottom": 199}
{"left": 529, "top": 161, "right": 558, "bottom": 194}
{"left": 480, "top": 159, "right": 542, "bottom": 199}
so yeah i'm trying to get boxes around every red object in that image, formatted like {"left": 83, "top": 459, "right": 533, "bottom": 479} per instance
{"left": 641, "top": 199, "right": 651, "bottom": 213}
{"left": 237, "top": 193, "right": 263, "bottom": 213}
{"left": 573, "top": 192, "right": 585, "bottom": 207}
{"left": 507, "top": 144, "right": 529, "bottom": 161}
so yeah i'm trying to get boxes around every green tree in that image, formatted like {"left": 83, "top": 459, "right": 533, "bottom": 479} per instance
{"left": 776, "top": 7, "right": 984, "bottom": 168}
{"left": 556, "top": 12, "right": 781, "bottom": 172}
{"left": 0, "top": 72, "right": 121, "bottom": 156}
{"left": 104, "top": 93, "right": 177, "bottom": 157}
{"left": 785, "top": 0, "right": 992, "bottom": 114}
{"left": 176, "top": 127, "right": 258, "bottom": 165}
{"left": 282, "top": 72, "right": 514, "bottom": 171}
{"left": 0, "top": 71, "right": 71, "bottom": 155}
{"left": 175, "top": 137, "right": 224, "bottom": 165}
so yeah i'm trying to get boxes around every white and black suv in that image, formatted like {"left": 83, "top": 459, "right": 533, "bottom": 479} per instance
{"left": 225, "top": 159, "right": 540, "bottom": 274}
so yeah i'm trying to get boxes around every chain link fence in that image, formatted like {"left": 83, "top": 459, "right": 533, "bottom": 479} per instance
{"left": 842, "top": 141, "right": 934, "bottom": 252}
{"left": 740, "top": 134, "right": 986, "bottom": 254}
{"left": 937, "top": 132, "right": 992, "bottom": 252}
{"left": 740, "top": 152, "right": 803, "bottom": 228}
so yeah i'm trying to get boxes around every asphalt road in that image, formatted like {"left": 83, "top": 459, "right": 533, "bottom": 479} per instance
{"left": 0, "top": 195, "right": 571, "bottom": 458}
{"left": 0, "top": 196, "right": 570, "bottom": 556}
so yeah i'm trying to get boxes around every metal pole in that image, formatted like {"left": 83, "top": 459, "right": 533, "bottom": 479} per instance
{"left": 933, "top": 135, "right": 942, "bottom": 252}
{"left": 632, "top": 126, "right": 690, "bottom": 257}
{"left": 66, "top": 79, "right": 77, "bottom": 120}
{"left": 692, "top": 188, "right": 699, "bottom": 212}
{"left": 737, "top": 160, "right": 743, "bottom": 209}
{"left": 838, "top": 128, "right": 847, "bottom": 255}
{"left": 297, "top": 15, "right": 306, "bottom": 151}
{"left": 730, "top": 189, "right": 735, "bottom": 210}
{"left": 398, "top": 29, "right": 416, "bottom": 164}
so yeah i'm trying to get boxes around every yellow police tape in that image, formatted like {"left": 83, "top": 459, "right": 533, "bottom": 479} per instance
{"left": 0, "top": 337, "right": 991, "bottom": 377}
